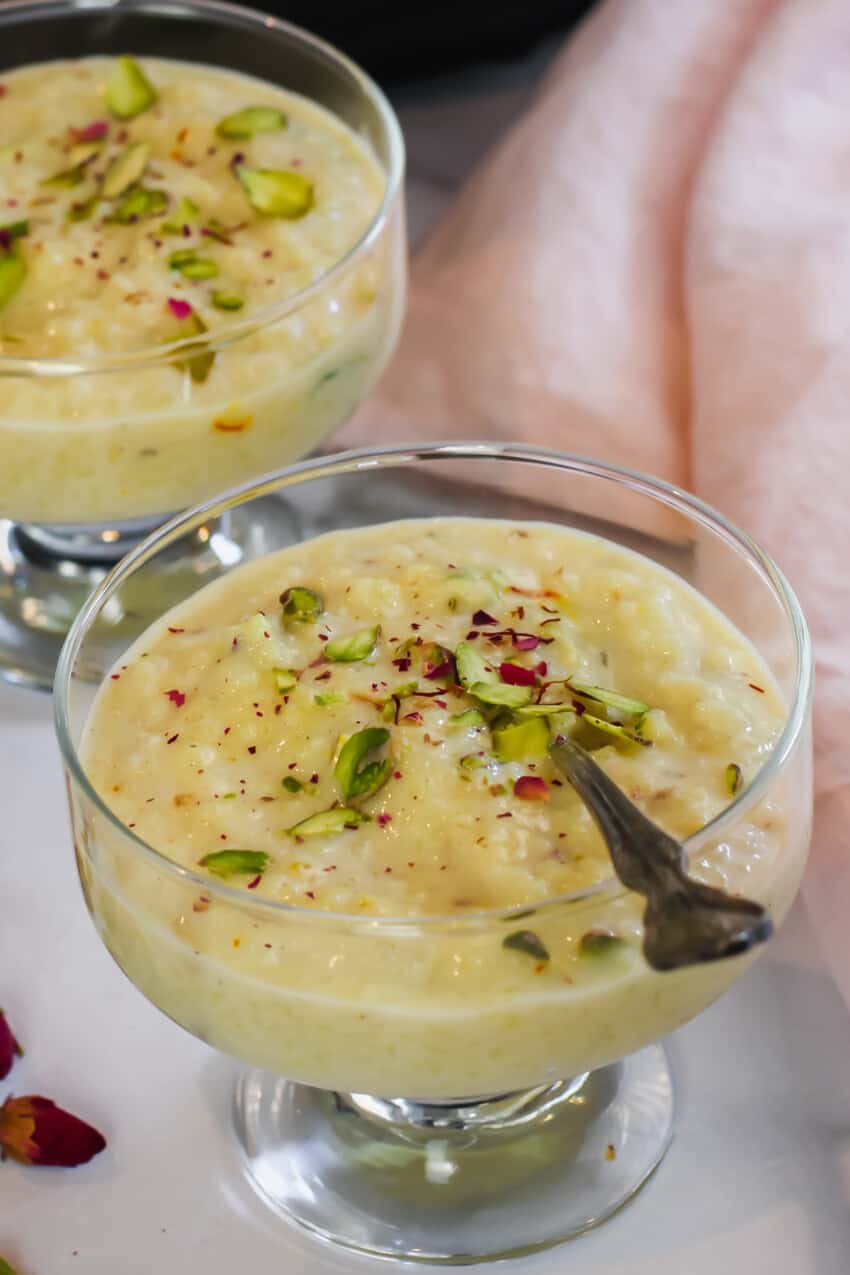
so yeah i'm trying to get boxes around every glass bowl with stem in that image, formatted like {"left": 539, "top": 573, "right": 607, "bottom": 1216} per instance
{"left": 0, "top": 0, "right": 405, "bottom": 690}
{"left": 55, "top": 442, "right": 813, "bottom": 1264}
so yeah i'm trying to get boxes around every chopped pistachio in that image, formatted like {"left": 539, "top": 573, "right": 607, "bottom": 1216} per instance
{"left": 315, "top": 692, "right": 346, "bottom": 707}
{"left": 212, "top": 292, "right": 244, "bottom": 311}
{"left": 235, "top": 166, "right": 314, "bottom": 219}
{"left": 162, "top": 196, "right": 201, "bottom": 233}
{"left": 468, "top": 681, "right": 532, "bottom": 709}
{"left": 282, "top": 776, "right": 302, "bottom": 794}
{"left": 106, "top": 56, "right": 158, "bottom": 119}
{"left": 101, "top": 141, "right": 150, "bottom": 199}
{"left": 0, "top": 250, "right": 26, "bottom": 311}
{"left": 502, "top": 930, "right": 550, "bottom": 962}
{"left": 493, "top": 716, "right": 550, "bottom": 762}
{"left": 165, "top": 304, "right": 215, "bottom": 383}
{"left": 455, "top": 641, "right": 497, "bottom": 689}
{"left": 280, "top": 586, "right": 323, "bottom": 623}
{"left": 460, "top": 753, "right": 488, "bottom": 770}
{"left": 287, "top": 807, "right": 370, "bottom": 838}
{"left": 578, "top": 931, "right": 624, "bottom": 959}
{"left": 199, "top": 849, "right": 269, "bottom": 878}
{"left": 0, "top": 221, "right": 28, "bottom": 243}
{"left": 41, "top": 161, "right": 89, "bottom": 188}
{"left": 67, "top": 193, "right": 99, "bottom": 223}
{"left": 106, "top": 186, "right": 168, "bottom": 224}
{"left": 167, "top": 249, "right": 219, "bottom": 279}
{"left": 68, "top": 141, "right": 105, "bottom": 168}
{"left": 579, "top": 713, "right": 650, "bottom": 747}
{"left": 450, "top": 708, "right": 487, "bottom": 729}
{"left": 516, "top": 703, "right": 576, "bottom": 718}
{"left": 569, "top": 682, "right": 650, "bottom": 717}
{"left": 272, "top": 667, "right": 298, "bottom": 694}
{"left": 216, "top": 105, "right": 288, "bottom": 139}
{"left": 725, "top": 762, "right": 743, "bottom": 797}
{"left": 334, "top": 727, "right": 391, "bottom": 801}
{"left": 325, "top": 626, "right": 379, "bottom": 663}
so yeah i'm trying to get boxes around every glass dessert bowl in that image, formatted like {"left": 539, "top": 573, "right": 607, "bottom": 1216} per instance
{"left": 55, "top": 444, "right": 813, "bottom": 1264}
{"left": 0, "top": 0, "right": 405, "bottom": 690}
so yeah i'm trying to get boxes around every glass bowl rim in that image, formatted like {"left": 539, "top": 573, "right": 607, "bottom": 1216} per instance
{"left": 0, "top": 0, "right": 405, "bottom": 379}
{"left": 54, "top": 441, "right": 814, "bottom": 930}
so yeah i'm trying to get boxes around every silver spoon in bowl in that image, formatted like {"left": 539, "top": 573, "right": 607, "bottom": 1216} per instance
{"left": 548, "top": 735, "right": 773, "bottom": 971}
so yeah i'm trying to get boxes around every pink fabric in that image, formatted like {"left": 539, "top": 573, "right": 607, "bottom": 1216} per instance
{"left": 342, "top": 0, "right": 850, "bottom": 1001}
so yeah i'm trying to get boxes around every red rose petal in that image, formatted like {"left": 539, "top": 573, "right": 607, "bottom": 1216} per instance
{"left": 70, "top": 119, "right": 109, "bottom": 142}
{"left": 499, "top": 662, "right": 537, "bottom": 687}
{"left": 471, "top": 610, "right": 498, "bottom": 626}
{"left": 514, "top": 776, "right": 550, "bottom": 802}
{"left": 512, "top": 634, "right": 541, "bottom": 651}
{"left": 167, "top": 297, "right": 193, "bottom": 320}
{"left": 0, "top": 1011, "right": 22, "bottom": 1081}
{"left": 424, "top": 659, "right": 455, "bottom": 682}
{"left": 0, "top": 1095, "right": 106, "bottom": 1167}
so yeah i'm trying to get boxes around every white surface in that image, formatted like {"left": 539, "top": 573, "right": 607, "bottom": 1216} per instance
{"left": 2, "top": 676, "right": 850, "bottom": 1274}
{"left": 3, "top": 40, "right": 850, "bottom": 1275}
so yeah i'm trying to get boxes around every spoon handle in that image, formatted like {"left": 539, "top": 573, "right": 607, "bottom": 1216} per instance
{"left": 549, "top": 737, "right": 773, "bottom": 970}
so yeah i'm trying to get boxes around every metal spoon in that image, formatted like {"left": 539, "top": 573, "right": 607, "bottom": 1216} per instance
{"left": 549, "top": 736, "right": 773, "bottom": 971}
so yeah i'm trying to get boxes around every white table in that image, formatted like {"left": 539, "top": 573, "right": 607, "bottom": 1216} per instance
{"left": 3, "top": 43, "right": 850, "bottom": 1275}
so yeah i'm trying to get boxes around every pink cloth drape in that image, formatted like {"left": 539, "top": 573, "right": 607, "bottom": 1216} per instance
{"left": 341, "top": 0, "right": 850, "bottom": 1002}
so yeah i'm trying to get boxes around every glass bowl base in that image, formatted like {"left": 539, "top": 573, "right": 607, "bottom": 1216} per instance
{"left": 0, "top": 496, "right": 306, "bottom": 691}
{"left": 234, "top": 1043, "right": 675, "bottom": 1264}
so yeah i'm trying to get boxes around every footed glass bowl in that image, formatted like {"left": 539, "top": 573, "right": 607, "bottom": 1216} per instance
{"left": 0, "top": 0, "right": 405, "bottom": 689}
{"left": 55, "top": 444, "right": 813, "bottom": 1263}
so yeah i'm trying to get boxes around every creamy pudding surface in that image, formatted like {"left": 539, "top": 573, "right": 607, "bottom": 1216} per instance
{"left": 78, "top": 519, "right": 806, "bottom": 1095}
{"left": 0, "top": 56, "right": 398, "bottom": 522}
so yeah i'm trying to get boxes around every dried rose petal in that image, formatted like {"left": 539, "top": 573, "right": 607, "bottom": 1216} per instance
{"left": 165, "top": 688, "right": 186, "bottom": 707}
{"left": 424, "top": 659, "right": 455, "bottom": 682}
{"left": 512, "top": 634, "right": 541, "bottom": 652}
{"left": 500, "top": 662, "right": 537, "bottom": 687}
{"left": 471, "top": 610, "right": 498, "bottom": 626}
{"left": 70, "top": 120, "right": 109, "bottom": 142}
{"left": 167, "top": 297, "right": 192, "bottom": 320}
{"left": 514, "top": 776, "right": 550, "bottom": 802}
{"left": 0, "top": 1095, "right": 106, "bottom": 1167}
{"left": 0, "top": 1011, "right": 22, "bottom": 1081}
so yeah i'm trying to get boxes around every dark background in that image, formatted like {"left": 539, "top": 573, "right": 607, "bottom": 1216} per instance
{"left": 260, "top": 2, "right": 597, "bottom": 82}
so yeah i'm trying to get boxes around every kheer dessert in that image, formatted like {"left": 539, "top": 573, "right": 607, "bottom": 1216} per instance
{"left": 78, "top": 519, "right": 807, "bottom": 1097}
{"left": 0, "top": 56, "right": 401, "bottom": 524}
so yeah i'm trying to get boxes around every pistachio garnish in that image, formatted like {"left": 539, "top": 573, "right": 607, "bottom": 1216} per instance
{"left": 162, "top": 196, "right": 201, "bottom": 234}
{"left": 68, "top": 141, "right": 105, "bottom": 169}
{"left": 578, "top": 931, "right": 624, "bottom": 958}
{"left": 287, "top": 807, "right": 370, "bottom": 838}
{"left": 67, "top": 193, "right": 99, "bottom": 222}
{"left": 325, "top": 626, "right": 379, "bottom": 663}
{"left": 450, "top": 708, "right": 487, "bottom": 729}
{"left": 101, "top": 141, "right": 150, "bottom": 199}
{"left": 459, "top": 753, "right": 488, "bottom": 770}
{"left": 502, "top": 930, "right": 550, "bottom": 962}
{"left": 235, "top": 166, "right": 314, "bottom": 218}
{"left": 272, "top": 667, "right": 298, "bottom": 694}
{"left": 211, "top": 292, "right": 244, "bottom": 311}
{"left": 455, "top": 641, "right": 496, "bottom": 689}
{"left": 106, "top": 186, "right": 168, "bottom": 224}
{"left": 280, "top": 586, "right": 323, "bottom": 623}
{"left": 164, "top": 299, "right": 215, "bottom": 383}
{"left": 578, "top": 713, "right": 650, "bottom": 747}
{"left": 725, "top": 762, "right": 743, "bottom": 796}
{"left": 282, "top": 776, "right": 302, "bottom": 793}
{"left": 199, "top": 849, "right": 269, "bottom": 878}
{"left": 315, "top": 692, "right": 345, "bottom": 707}
{"left": 216, "top": 105, "right": 288, "bottom": 139}
{"left": 569, "top": 682, "right": 650, "bottom": 717}
{"left": 334, "top": 727, "right": 391, "bottom": 801}
{"left": 40, "top": 158, "right": 94, "bottom": 188}
{"left": 468, "top": 681, "right": 533, "bottom": 709}
{"left": 168, "top": 249, "right": 219, "bottom": 279}
{"left": 106, "top": 56, "right": 158, "bottom": 119}
{"left": 0, "top": 221, "right": 28, "bottom": 245}
{"left": 0, "top": 248, "right": 26, "bottom": 312}
{"left": 493, "top": 716, "right": 549, "bottom": 762}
